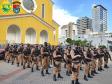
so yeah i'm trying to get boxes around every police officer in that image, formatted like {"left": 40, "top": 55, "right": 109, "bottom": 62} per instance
{"left": 7, "top": 45, "right": 14, "bottom": 63}
{"left": 83, "top": 49, "right": 88, "bottom": 81}
{"left": 53, "top": 46, "right": 63, "bottom": 81}
{"left": 4, "top": 43, "right": 10, "bottom": 62}
{"left": 40, "top": 42, "right": 50, "bottom": 76}
{"left": 70, "top": 47, "right": 81, "bottom": 84}
{"left": 91, "top": 48, "right": 98, "bottom": 74}
{"left": 11, "top": 44, "right": 18, "bottom": 65}
{"left": 23, "top": 44, "right": 31, "bottom": 69}
{"left": 84, "top": 48, "right": 93, "bottom": 81}
{"left": 97, "top": 48, "right": 105, "bottom": 71}
{"left": 103, "top": 48, "right": 112, "bottom": 68}
{"left": 17, "top": 44, "right": 24, "bottom": 66}
{"left": 31, "top": 44, "right": 40, "bottom": 72}
{"left": 64, "top": 46, "right": 72, "bottom": 76}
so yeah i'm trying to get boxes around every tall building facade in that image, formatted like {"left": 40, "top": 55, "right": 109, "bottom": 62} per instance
{"left": 0, "top": 0, "right": 59, "bottom": 45}
{"left": 77, "top": 16, "right": 92, "bottom": 34}
{"left": 61, "top": 22, "right": 78, "bottom": 39}
{"left": 92, "top": 5, "right": 107, "bottom": 33}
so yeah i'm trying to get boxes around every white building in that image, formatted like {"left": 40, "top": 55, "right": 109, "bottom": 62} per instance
{"left": 77, "top": 16, "right": 92, "bottom": 34}
{"left": 92, "top": 5, "right": 107, "bottom": 32}
{"left": 61, "top": 22, "right": 78, "bottom": 40}
{"left": 76, "top": 32, "right": 112, "bottom": 49}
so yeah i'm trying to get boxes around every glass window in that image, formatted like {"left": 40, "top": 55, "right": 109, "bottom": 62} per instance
{"left": 42, "top": 4, "right": 45, "bottom": 18}
{"left": 73, "top": 30, "right": 75, "bottom": 36}
{"left": 65, "top": 30, "right": 67, "bottom": 37}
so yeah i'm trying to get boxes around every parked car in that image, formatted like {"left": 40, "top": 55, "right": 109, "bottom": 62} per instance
{"left": 0, "top": 45, "right": 5, "bottom": 60}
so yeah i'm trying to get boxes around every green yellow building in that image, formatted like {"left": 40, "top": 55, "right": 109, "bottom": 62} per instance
{"left": 0, "top": 0, "right": 59, "bottom": 45}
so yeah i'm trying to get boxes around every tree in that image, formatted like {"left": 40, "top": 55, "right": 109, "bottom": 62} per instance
{"left": 74, "top": 40, "right": 81, "bottom": 46}
{"left": 99, "top": 45, "right": 106, "bottom": 49}
{"left": 80, "top": 40, "right": 88, "bottom": 47}
{"left": 66, "top": 38, "right": 73, "bottom": 45}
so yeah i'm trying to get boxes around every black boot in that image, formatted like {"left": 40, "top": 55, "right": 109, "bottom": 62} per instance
{"left": 12, "top": 61, "right": 14, "bottom": 65}
{"left": 27, "top": 65, "right": 30, "bottom": 68}
{"left": 58, "top": 73, "right": 63, "bottom": 78}
{"left": 8, "top": 60, "right": 10, "bottom": 63}
{"left": 23, "top": 65, "right": 25, "bottom": 69}
{"left": 46, "top": 70, "right": 51, "bottom": 74}
{"left": 64, "top": 64, "right": 66, "bottom": 68}
{"left": 66, "top": 71, "right": 70, "bottom": 76}
{"left": 94, "top": 70, "right": 98, "bottom": 74}
{"left": 48, "top": 65, "right": 51, "bottom": 68}
{"left": 53, "top": 75, "right": 57, "bottom": 81}
{"left": 100, "top": 67, "right": 104, "bottom": 71}
{"left": 21, "top": 62, "right": 23, "bottom": 65}
{"left": 41, "top": 70, "right": 44, "bottom": 76}
{"left": 71, "top": 80, "right": 74, "bottom": 84}
{"left": 36, "top": 66, "right": 40, "bottom": 70}
{"left": 84, "top": 75, "right": 88, "bottom": 81}
{"left": 104, "top": 64, "right": 109, "bottom": 68}
{"left": 69, "top": 71, "right": 72, "bottom": 74}
{"left": 88, "top": 73, "right": 93, "bottom": 78}
{"left": 31, "top": 68, "right": 34, "bottom": 72}
{"left": 17, "top": 63, "right": 19, "bottom": 67}
{"left": 75, "top": 79, "right": 80, "bottom": 84}
{"left": 80, "top": 67, "right": 83, "bottom": 70}
{"left": 91, "top": 71, "right": 95, "bottom": 76}
{"left": 98, "top": 68, "right": 101, "bottom": 71}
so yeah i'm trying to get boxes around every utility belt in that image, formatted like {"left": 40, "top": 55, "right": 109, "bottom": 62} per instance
{"left": 53, "top": 60, "right": 61, "bottom": 67}
{"left": 93, "top": 55, "right": 98, "bottom": 59}
{"left": 72, "top": 57, "right": 81, "bottom": 61}
{"left": 23, "top": 54, "right": 31, "bottom": 57}
{"left": 66, "top": 60, "right": 72, "bottom": 64}
{"left": 97, "top": 54, "right": 104, "bottom": 58}
{"left": 18, "top": 52, "right": 23, "bottom": 54}
{"left": 23, "top": 51, "right": 31, "bottom": 56}
{"left": 53, "top": 57, "right": 62, "bottom": 62}
{"left": 32, "top": 56, "right": 39, "bottom": 61}
{"left": 72, "top": 56, "right": 81, "bottom": 64}
{"left": 71, "top": 63, "right": 79, "bottom": 72}
{"left": 41, "top": 53, "right": 49, "bottom": 58}
{"left": 85, "top": 58, "right": 92, "bottom": 63}
{"left": 72, "top": 61, "right": 80, "bottom": 64}
{"left": 100, "top": 54, "right": 104, "bottom": 57}
{"left": 67, "top": 55, "right": 71, "bottom": 59}
{"left": 9, "top": 51, "right": 13, "bottom": 53}
{"left": 11, "top": 53, "right": 18, "bottom": 58}
{"left": 34, "top": 53, "right": 40, "bottom": 56}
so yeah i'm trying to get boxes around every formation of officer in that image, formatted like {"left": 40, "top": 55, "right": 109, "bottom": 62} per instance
{"left": 4, "top": 43, "right": 112, "bottom": 84}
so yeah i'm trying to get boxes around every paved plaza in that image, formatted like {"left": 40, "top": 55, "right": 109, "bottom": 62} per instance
{"left": 0, "top": 59, "right": 112, "bottom": 84}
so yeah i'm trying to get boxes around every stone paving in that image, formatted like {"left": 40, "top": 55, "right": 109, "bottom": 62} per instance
{"left": 0, "top": 59, "right": 112, "bottom": 84}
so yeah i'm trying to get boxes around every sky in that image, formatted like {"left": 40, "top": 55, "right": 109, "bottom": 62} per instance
{"left": 53, "top": 0, "right": 112, "bottom": 32}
